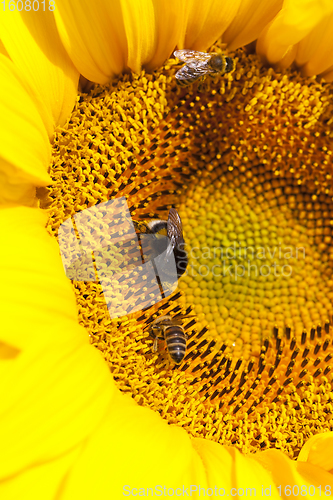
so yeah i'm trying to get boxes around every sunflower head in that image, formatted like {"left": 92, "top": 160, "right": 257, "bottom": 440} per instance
{"left": 37, "top": 42, "right": 333, "bottom": 458}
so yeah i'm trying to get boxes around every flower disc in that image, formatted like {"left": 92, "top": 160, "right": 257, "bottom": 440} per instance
{"left": 40, "top": 46, "right": 333, "bottom": 457}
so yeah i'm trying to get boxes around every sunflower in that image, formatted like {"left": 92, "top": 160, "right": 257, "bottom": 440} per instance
{"left": 1, "top": 1, "right": 333, "bottom": 499}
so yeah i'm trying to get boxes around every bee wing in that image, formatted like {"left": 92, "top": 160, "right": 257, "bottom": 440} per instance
{"left": 168, "top": 319, "right": 184, "bottom": 326}
{"left": 173, "top": 50, "right": 212, "bottom": 62}
{"left": 152, "top": 317, "right": 174, "bottom": 327}
{"left": 167, "top": 208, "right": 183, "bottom": 242}
{"left": 166, "top": 208, "right": 184, "bottom": 257}
{"left": 174, "top": 60, "right": 217, "bottom": 84}
{"left": 173, "top": 314, "right": 196, "bottom": 321}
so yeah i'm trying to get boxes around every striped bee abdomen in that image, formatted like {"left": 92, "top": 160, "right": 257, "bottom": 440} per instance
{"left": 165, "top": 325, "right": 187, "bottom": 364}
{"left": 149, "top": 314, "right": 193, "bottom": 365}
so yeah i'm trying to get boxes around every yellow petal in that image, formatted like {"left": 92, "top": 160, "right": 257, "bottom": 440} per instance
{"left": 0, "top": 56, "right": 51, "bottom": 200}
{"left": 177, "top": 0, "right": 241, "bottom": 51}
{"left": 294, "top": 15, "right": 330, "bottom": 67}
{"left": 0, "top": 207, "right": 75, "bottom": 348}
{"left": 0, "top": 332, "right": 113, "bottom": 480}
{"left": 224, "top": 0, "right": 283, "bottom": 50}
{"left": 272, "top": 43, "right": 298, "bottom": 70}
{"left": 0, "top": 340, "right": 20, "bottom": 360}
{"left": 256, "top": 0, "right": 333, "bottom": 65}
{"left": 58, "top": 391, "right": 197, "bottom": 498}
{"left": 54, "top": 0, "right": 156, "bottom": 82}
{"left": 0, "top": 174, "right": 38, "bottom": 207}
{"left": 0, "top": 39, "right": 9, "bottom": 57}
{"left": 53, "top": 0, "right": 127, "bottom": 82}
{"left": 193, "top": 438, "right": 278, "bottom": 494}
{"left": 0, "top": 206, "right": 113, "bottom": 481}
{"left": 320, "top": 67, "right": 333, "bottom": 82}
{"left": 0, "top": 8, "right": 79, "bottom": 135}
{"left": 145, "top": 0, "right": 185, "bottom": 71}
{"left": 121, "top": 0, "right": 155, "bottom": 73}
{"left": 255, "top": 447, "right": 333, "bottom": 494}
{"left": 297, "top": 13, "right": 333, "bottom": 76}
{"left": 0, "top": 446, "right": 81, "bottom": 500}
{"left": 298, "top": 432, "right": 333, "bottom": 473}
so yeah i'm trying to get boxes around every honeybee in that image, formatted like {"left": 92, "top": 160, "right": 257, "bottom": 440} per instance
{"left": 133, "top": 208, "right": 188, "bottom": 279}
{"left": 149, "top": 314, "right": 194, "bottom": 364}
{"left": 173, "top": 49, "right": 234, "bottom": 86}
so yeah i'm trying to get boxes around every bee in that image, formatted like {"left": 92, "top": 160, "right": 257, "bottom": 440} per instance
{"left": 133, "top": 208, "right": 188, "bottom": 279}
{"left": 173, "top": 49, "right": 234, "bottom": 86}
{"left": 149, "top": 314, "right": 193, "bottom": 364}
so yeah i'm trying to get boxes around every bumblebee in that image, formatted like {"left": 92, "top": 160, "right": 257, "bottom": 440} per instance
{"left": 173, "top": 49, "right": 234, "bottom": 86}
{"left": 133, "top": 208, "right": 188, "bottom": 279}
{"left": 149, "top": 314, "right": 193, "bottom": 364}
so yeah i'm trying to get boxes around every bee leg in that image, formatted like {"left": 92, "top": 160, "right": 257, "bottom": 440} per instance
{"left": 197, "top": 76, "right": 206, "bottom": 93}
{"left": 153, "top": 337, "right": 159, "bottom": 353}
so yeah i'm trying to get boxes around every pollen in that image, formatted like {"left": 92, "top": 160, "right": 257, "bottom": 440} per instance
{"left": 39, "top": 44, "right": 333, "bottom": 458}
